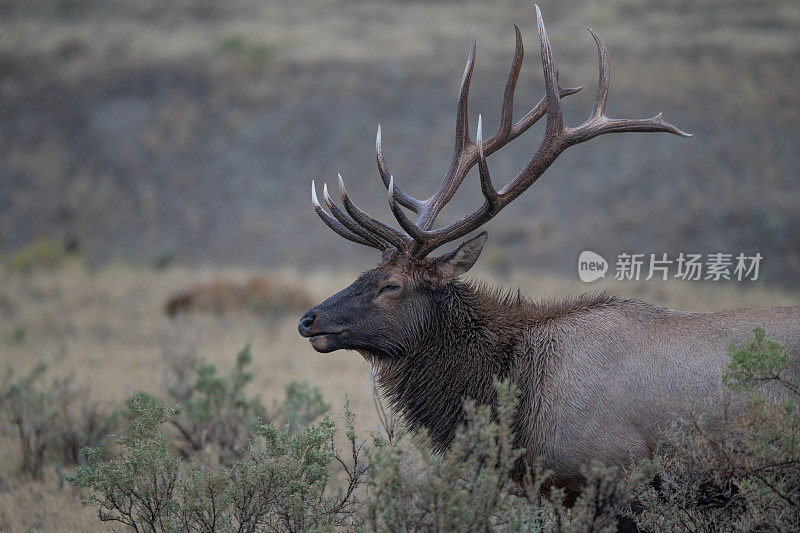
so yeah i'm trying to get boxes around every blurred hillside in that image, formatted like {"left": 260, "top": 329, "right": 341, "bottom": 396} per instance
{"left": 1, "top": 0, "right": 798, "bottom": 283}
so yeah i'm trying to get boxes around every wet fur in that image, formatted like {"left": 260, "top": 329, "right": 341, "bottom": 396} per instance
{"left": 365, "top": 284, "right": 625, "bottom": 460}
{"left": 362, "top": 281, "right": 799, "bottom": 491}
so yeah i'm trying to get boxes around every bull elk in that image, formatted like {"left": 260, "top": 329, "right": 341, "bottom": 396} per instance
{"left": 297, "top": 7, "right": 800, "bottom": 496}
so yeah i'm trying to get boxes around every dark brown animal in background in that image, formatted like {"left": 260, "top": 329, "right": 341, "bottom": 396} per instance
{"left": 298, "top": 7, "right": 800, "bottom": 496}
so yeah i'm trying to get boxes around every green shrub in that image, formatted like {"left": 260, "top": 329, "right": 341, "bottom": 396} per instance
{"left": 0, "top": 364, "right": 116, "bottom": 479}
{"left": 163, "top": 343, "right": 267, "bottom": 465}
{"left": 364, "top": 380, "right": 548, "bottom": 532}
{"left": 552, "top": 462, "right": 630, "bottom": 533}
{"left": 161, "top": 343, "right": 329, "bottom": 467}
{"left": 723, "top": 326, "right": 796, "bottom": 395}
{"left": 631, "top": 327, "right": 800, "bottom": 531}
{"left": 70, "top": 394, "right": 184, "bottom": 531}
{"left": 281, "top": 380, "right": 330, "bottom": 430}
{"left": 69, "top": 392, "right": 367, "bottom": 532}
{"left": 67, "top": 372, "right": 638, "bottom": 532}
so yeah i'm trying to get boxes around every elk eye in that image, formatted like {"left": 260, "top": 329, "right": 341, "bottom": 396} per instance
{"left": 377, "top": 283, "right": 401, "bottom": 296}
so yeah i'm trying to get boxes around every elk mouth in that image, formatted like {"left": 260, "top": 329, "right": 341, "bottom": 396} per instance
{"left": 307, "top": 331, "right": 347, "bottom": 353}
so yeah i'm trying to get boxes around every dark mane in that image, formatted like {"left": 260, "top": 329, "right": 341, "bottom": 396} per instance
{"left": 352, "top": 280, "right": 638, "bottom": 457}
{"left": 456, "top": 279, "right": 527, "bottom": 309}
{"left": 528, "top": 291, "right": 626, "bottom": 321}
{"left": 459, "top": 280, "right": 626, "bottom": 321}
{"left": 368, "top": 279, "right": 527, "bottom": 453}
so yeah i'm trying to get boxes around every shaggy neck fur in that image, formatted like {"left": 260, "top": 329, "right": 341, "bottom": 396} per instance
{"left": 370, "top": 281, "right": 528, "bottom": 452}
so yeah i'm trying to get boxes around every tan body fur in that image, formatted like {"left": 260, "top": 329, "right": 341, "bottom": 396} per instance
{"left": 504, "top": 296, "right": 800, "bottom": 490}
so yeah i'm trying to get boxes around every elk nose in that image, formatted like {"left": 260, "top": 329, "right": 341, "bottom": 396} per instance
{"left": 298, "top": 310, "right": 316, "bottom": 336}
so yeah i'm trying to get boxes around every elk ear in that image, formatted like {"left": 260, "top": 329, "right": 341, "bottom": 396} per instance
{"left": 430, "top": 231, "right": 488, "bottom": 281}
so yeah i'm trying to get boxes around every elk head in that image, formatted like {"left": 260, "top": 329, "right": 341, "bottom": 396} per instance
{"left": 298, "top": 6, "right": 690, "bottom": 357}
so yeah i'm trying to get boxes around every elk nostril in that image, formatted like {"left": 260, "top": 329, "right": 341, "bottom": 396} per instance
{"left": 298, "top": 310, "right": 316, "bottom": 334}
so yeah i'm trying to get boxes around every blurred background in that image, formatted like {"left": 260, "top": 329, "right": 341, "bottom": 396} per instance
{"left": 0, "top": 0, "right": 798, "bottom": 528}
{"left": 2, "top": 0, "right": 799, "bottom": 276}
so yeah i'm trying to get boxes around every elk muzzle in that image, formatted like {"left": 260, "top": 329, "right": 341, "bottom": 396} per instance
{"left": 298, "top": 308, "right": 348, "bottom": 353}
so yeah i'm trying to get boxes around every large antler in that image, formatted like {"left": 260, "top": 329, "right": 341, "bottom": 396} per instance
{"left": 312, "top": 5, "right": 690, "bottom": 257}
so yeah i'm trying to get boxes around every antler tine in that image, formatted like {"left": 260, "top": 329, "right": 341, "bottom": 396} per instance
{"left": 563, "top": 29, "right": 693, "bottom": 143}
{"left": 456, "top": 28, "right": 478, "bottom": 157}
{"left": 538, "top": 5, "right": 564, "bottom": 139}
{"left": 486, "top": 24, "right": 582, "bottom": 152}
{"left": 587, "top": 29, "right": 609, "bottom": 123}
{"left": 376, "top": 124, "right": 423, "bottom": 213}
{"left": 476, "top": 115, "right": 499, "bottom": 210}
{"left": 501, "top": 8, "right": 690, "bottom": 195}
{"left": 323, "top": 182, "right": 389, "bottom": 249}
{"left": 489, "top": 4, "right": 566, "bottom": 196}
{"left": 388, "top": 176, "right": 427, "bottom": 242}
{"left": 311, "top": 181, "right": 377, "bottom": 249}
{"left": 408, "top": 28, "right": 477, "bottom": 232}
{"left": 402, "top": 4, "right": 690, "bottom": 257}
{"left": 337, "top": 174, "right": 411, "bottom": 251}
{"left": 495, "top": 25, "right": 524, "bottom": 138}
